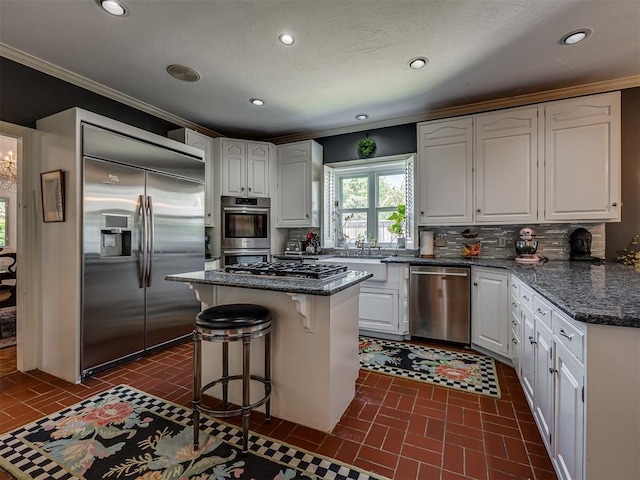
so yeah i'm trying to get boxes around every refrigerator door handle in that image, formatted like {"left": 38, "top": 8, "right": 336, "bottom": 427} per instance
{"left": 138, "top": 194, "right": 147, "bottom": 288}
{"left": 146, "top": 195, "right": 155, "bottom": 287}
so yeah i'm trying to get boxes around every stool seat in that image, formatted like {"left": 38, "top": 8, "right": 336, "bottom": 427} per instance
{"left": 196, "top": 304, "right": 271, "bottom": 330}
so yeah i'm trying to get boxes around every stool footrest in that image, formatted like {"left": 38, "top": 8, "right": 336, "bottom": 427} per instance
{"left": 196, "top": 374, "right": 272, "bottom": 418}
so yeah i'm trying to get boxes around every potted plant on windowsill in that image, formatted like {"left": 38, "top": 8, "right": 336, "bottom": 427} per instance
{"left": 388, "top": 204, "right": 406, "bottom": 248}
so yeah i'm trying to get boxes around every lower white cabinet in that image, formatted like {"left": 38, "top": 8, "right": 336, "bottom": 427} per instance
{"left": 520, "top": 303, "right": 535, "bottom": 409}
{"left": 471, "top": 267, "right": 510, "bottom": 357}
{"left": 553, "top": 337, "right": 585, "bottom": 480}
{"left": 359, "top": 287, "right": 399, "bottom": 334}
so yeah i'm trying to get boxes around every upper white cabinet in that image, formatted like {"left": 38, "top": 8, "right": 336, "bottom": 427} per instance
{"left": 474, "top": 106, "right": 540, "bottom": 223}
{"left": 417, "top": 117, "right": 473, "bottom": 225}
{"left": 544, "top": 91, "right": 621, "bottom": 221}
{"left": 168, "top": 128, "right": 214, "bottom": 226}
{"left": 416, "top": 91, "right": 621, "bottom": 226}
{"left": 471, "top": 267, "right": 510, "bottom": 357}
{"left": 276, "top": 140, "right": 323, "bottom": 228}
{"left": 214, "top": 138, "right": 271, "bottom": 198}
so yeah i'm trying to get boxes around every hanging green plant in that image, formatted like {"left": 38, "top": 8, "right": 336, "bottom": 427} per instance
{"left": 357, "top": 137, "right": 376, "bottom": 158}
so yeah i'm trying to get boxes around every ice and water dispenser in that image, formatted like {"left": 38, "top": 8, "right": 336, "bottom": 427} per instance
{"left": 100, "top": 214, "right": 132, "bottom": 257}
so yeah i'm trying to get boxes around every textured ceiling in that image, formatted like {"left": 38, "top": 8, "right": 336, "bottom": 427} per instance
{"left": 0, "top": 0, "right": 639, "bottom": 140}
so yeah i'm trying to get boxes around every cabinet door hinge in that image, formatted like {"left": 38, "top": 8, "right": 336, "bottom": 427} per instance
{"left": 581, "top": 386, "right": 584, "bottom": 403}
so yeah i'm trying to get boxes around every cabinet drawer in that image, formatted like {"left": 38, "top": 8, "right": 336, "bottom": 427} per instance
{"left": 533, "top": 295, "right": 552, "bottom": 328}
{"left": 519, "top": 284, "right": 533, "bottom": 312}
{"left": 510, "top": 277, "right": 520, "bottom": 297}
{"left": 553, "top": 311, "right": 585, "bottom": 363}
{"left": 510, "top": 298, "right": 520, "bottom": 325}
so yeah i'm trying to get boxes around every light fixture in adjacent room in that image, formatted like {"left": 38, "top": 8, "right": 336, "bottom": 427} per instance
{"left": 561, "top": 29, "right": 592, "bottom": 45}
{"left": 250, "top": 98, "right": 265, "bottom": 106}
{"left": 0, "top": 150, "right": 17, "bottom": 193}
{"left": 279, "top": 33, "right": 295, "bottom": 45}
{"left": 166, "top": 64, "right": 201, "bottom": 82}
{"left": 408, "top": 57, "right": 428, "bottom": 69}
{"left": 355, "top": 114, "right": 369, "bottom": 121}
{"left": 96, "top": 0, "right": 128, "bottom": 16}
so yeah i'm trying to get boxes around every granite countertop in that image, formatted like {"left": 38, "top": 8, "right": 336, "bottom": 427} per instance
{"left": 381, "top": 256, "right": 640, "bottom": 328}
{"left": 165, "top": 269, "right": 373, "bottom": 296}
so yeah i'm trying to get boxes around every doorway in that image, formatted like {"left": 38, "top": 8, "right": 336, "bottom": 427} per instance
{"left": 0, "top": 135, "right": 18, "bottom": 376}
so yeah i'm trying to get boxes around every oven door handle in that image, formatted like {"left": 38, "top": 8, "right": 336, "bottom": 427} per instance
{"left": 223, "top": 249, "right": 271, "bottom": 255}
{"left": 222, "top": 207, "right": 270, "bottom": 214}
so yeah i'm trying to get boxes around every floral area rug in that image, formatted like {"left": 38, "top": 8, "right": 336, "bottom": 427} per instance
{"left": 359, "top": 336, "right": 501, "bottom": 398}
{"left": 0, "top": 385, "right": 387, "bottom": 480}
{"left": 0, "top": 307, "right": 16, "bottom": 349}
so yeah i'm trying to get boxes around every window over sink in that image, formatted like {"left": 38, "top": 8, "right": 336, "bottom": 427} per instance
{"left": 323, "top": 154, "right": 414, "bottom": 248}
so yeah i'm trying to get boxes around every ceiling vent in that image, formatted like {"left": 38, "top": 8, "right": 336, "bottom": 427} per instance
{"left": 166, "top": 64, "right": 201, "bottom": 82}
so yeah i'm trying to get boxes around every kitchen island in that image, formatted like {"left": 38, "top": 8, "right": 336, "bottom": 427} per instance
{"left": 165, "top": 267, "right": 372, "bottom": 432}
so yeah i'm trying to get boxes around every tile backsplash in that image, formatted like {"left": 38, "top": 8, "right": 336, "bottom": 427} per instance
{"left": 422, "top": 223, "right": 605, "bottom": 260}
{"left": 284, "top": 223, "right": 605, "bottom": 260}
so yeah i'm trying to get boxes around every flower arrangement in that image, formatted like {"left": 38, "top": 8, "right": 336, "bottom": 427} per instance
{"left": 617, "top": 235, "right": 639, "bottom": 269}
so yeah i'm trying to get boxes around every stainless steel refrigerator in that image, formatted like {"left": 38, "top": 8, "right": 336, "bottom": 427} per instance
{"left": 81, "top": 125, "right": 205, "bottom": 378}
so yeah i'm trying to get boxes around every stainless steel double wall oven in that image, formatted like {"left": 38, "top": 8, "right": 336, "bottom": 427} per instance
{"left": 220, "top": 196, "right": 271, "bottom": 266}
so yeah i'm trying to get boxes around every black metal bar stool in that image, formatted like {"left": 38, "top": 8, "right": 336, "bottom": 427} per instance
{"left": 192, "top": 303, "right": 272, "bottom": 454}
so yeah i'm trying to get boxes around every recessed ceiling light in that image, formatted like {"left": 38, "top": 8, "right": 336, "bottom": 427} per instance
{"left": 355, "top": 114, "right": 369, "bottom": 121}
{"left": 561, "top": 29, "right": 592, "bottom": 45}
{"left": 409, "top": 57, "right": 428, "bottom": 70}
{"left": 96, "top": 0, "right": 128, "bottom": 16}
{"left": 166, "top": 64, "right": 201, "bottom": 82}
{"left": 250, "top": 98, "right": 265, "bottom": 106}
{"left": 279, "top": 33, "right": 295, "bottom": 45}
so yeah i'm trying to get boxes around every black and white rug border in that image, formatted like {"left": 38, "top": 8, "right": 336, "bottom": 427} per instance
{"left": 359, "top": 336, "right": 502, "bottom": 398}
{"left": 0, "top": 384, "right": 389, "bottom": 480}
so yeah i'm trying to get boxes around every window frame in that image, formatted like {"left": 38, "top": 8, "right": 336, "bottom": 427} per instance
{"left": 334, "top": 161, "right": 409, "bottom": 247}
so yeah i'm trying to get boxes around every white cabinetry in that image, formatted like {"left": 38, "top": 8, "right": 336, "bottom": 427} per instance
{"left": 471, "top": 267, "right": 509, "bottom": 357}
{"left": 276, "top": 140, "right": 323, "bottom": 228}
{"left": 474, "top": 106, "right": 540, "bottom": 223}
{"left": 215, "top": 138, "right": 271, "bottom": 198}
{"left": 416, "top": 117, "right": 473, "bottom": 225}
{"left": 507, "top": 272, "right": 640, "bottom": 480}
{"left": 544, "top": 91, "right": 621, "bottom": 222}
{"left": 315, "top": 260, "right": 409, "bottom": 339}
{"left": 415, "top": 91, "right": 621, "bottom": 226}
{"left": 168, "top": 128, "right": 214, "bottom": 226}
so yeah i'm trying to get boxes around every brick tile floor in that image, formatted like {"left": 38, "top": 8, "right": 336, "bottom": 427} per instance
{"left": 0, "top": 341, "right": 557, "bottom": 479}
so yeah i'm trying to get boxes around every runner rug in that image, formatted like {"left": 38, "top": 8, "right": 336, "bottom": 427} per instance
{"left": 0, "top": 385, "right": 387, "bottom": 480}
{"left": 0, "top": 307, "right": 16, "bottom": 349}
{"left": 359, "top": 336, "right": 501, "bottom": 398}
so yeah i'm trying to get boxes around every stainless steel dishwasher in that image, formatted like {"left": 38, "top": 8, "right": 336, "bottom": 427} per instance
{"left": 409, "top": 266, "right": 471, "bottom": 344}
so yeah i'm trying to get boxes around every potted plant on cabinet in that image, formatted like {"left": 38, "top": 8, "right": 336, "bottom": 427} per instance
{"left": 388, "top": 204, "right": 406, "bottom": 248}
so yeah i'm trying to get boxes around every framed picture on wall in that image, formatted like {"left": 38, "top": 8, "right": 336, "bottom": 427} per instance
{"left": 41, "top": 169, "right": 65, "bottom": 222}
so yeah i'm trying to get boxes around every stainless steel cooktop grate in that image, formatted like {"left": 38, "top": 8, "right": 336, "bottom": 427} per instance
{"left": 224, "top": 262, "right": 347, "bottom": 279}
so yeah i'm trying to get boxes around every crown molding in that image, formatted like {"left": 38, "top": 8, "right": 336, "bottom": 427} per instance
{"left": 267, "top": 75, "right": 640, "bottom": 144}
{"left": 0, "top": 43, "right": 223, "bottom": 138}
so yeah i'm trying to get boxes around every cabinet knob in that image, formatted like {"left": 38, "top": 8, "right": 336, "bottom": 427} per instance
{"left": 529, "top": 336, "right": 537, "bottom": 345}
{"left": 248, "top": 187, "right": 252, "bottom": 191}
{"left": 420, "top": 211, "right": 424, "bottom": 215}
{"left": 473, "top": 282, "right": 478, "bottom": 286}
{"left": 511, "top": 338, "right": 518, "bottom": 344}
{"left": 536, "top": 308, "right": 545, "bottom": 316}
{"left": 612, "top": 202, "right": 619, "bottom": 207}
{"left": 240, "top": 187, "right": 245, "bottom": 191}
{"left": 549, "top": 367, "right": 558, "bottom": 374}
{"left": 476, "top": 209, "right": 481, "bottom": 213}
{"left": 306, "top": 214, "right": 309, "bottom": 218}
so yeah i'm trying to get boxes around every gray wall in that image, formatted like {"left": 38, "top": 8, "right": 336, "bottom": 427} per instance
{"left": 316, "top": 124, "right": 416, "bottom": 163}
{"left": 605, "top": 88, "right": 640, "bottom": 261}
{"left": 0, "top": 57, "right": 178, "bottom": 136}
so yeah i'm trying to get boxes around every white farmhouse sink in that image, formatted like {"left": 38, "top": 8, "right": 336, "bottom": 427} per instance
{"left": 317, "top": 257, "right": 388, "bottom": 281}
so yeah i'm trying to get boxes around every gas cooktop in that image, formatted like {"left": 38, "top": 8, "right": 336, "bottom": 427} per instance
{"left": 224, "top": 262, "right": 347, "bottom": 280}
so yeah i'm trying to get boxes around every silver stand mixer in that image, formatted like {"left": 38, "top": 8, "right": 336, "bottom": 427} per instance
{"left": 515, "top": 227, "right": 546, "bottom": 265}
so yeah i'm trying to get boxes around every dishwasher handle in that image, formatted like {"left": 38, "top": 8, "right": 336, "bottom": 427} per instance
{"left": 410, "top": 270, "right": 468, "bottom": 277}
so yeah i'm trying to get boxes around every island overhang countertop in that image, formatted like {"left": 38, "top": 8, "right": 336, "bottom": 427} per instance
{"left": 165, "top": 269, "right": 373, "bottom": 295}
